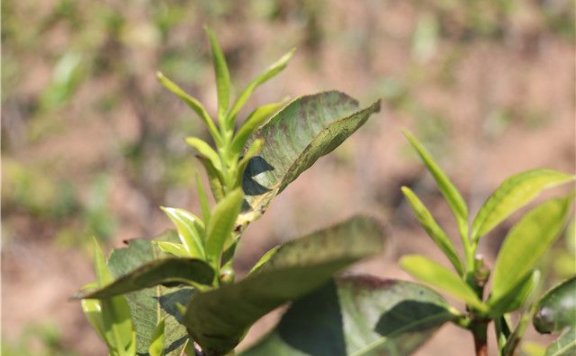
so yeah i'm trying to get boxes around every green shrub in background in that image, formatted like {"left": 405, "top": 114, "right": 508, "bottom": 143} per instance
{"left": 75, "top": 29, "right": 575, "bottom": 356}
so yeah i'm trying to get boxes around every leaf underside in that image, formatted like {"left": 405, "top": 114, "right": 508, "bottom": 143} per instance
{"left": 184, "top": 216, "right": 385, "bottom": 355}
{"left": 242, "top": 276, "right": 455, "bottom": 356}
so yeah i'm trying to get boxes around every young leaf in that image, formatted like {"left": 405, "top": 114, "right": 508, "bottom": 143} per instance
{"left": 161, "top": 207, "right": 205, "bottom": 259}
{"left": 230, "top": 100, "right": 288, "bottom": 155}
{"left": 195, "top": 155, "right": 225, "bottom": 201}
{"left": 471, "top": 169, "right": 574, "bottom": 241}
{"left": 184, "top": 216, "right": 384, "bottom": 355}
{"left": 154, "top": 241, "right": 189, "bottom": 258}
{"left": 240, "top": 92, "right": 380, "bottom": 227}
{"left": 242, "top": 277, "right": 455, "bottom": 356}
{"left": 148, "top": 319, "right": 166, "bottom": 356}
{"left": 76, "top": 258, "right": 214, "bottom": 299}
{"left": 249, "top": 246, "right": 280, "bottom": 274}
{"left": 185, "top": 137, "right": 222, "bottom": 172}
{"left": 156, "top": 72, "right": 221, "bottom": 144}
{"left": 205, "top": 188, "right": 244, "bottom": 267}
{"left": 401, "top": 186, "right": 463, "bottom": 275}
{"left": 89, "top": 239, "right": 136, "bottom": 355}
{"left": 490, "top": 196, "right": 573, "bottom": 304}
{"left": 81, "top": 282, "right": 107, "bottom": 343}
{"left": 488, "top": 270, "right": 540, "bottom": 316}
{"left": 228, "top": 49, "right": 295, "bottom": 121}
{"left": 400, "top": 255, "right": 487, "bottom": 312}
{"left": 205, "top": 27, "right": 232, "bottom": 124}
{"left": 195, "top": 174, "right": 211, "bottom": 223}
{"left": 403, "top": 130, "right": 469, "bottom": 239}
{"left": 533, "top": 276, "right": 576, "bottom": 334}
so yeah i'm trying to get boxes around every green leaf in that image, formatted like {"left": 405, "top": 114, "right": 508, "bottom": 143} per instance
{"left": 186, "top": 137, "right": 222, "bottom": 172}
{"left": 195, "top": 155, "right": 225, "bottom": 201}
{"left": 229, "top": 49, "right": 295, "bottom": 121}
{"left": 148, "top": 319, "right": 166, "bottom": 356}
{"left": 184, "top": 216, "right": 384, "bottom": 355}
{"left": 195, "top": 174, "right": 212, "bottom": 223}
{"left": 534, "top": 276, "right": 576, "bottom": 334}
{"left": 81, "top": 282, "right": 107, "bottom": 343}
{"left": 76, "top": 258, "right": 214, "bottom": 299}
{"left": 401, "top": 186, "right": 463, "bottom": 275}
{"left": 205, "top": 27, "right": 232, "bottom": 124}
{"left": 490, "top": 196, "right": 573, "bottom": 304}
{"left": 403, "top": 130, "right": 469, "bottom": 239}
{"left": 205, "top": 188, "right": 244, "bottom": 267}
{"left": 471, "top": 169, "right": 574, "bottom": 240}
{"left": 231, "top": 100, "right": 288, "bottom": 156}
{"left": 154, "top": 241, "right": 189, "bottom": 258}
{"left": 242, "top": 276, "right": 456, "bottom": 356}
{"left": 161, "top": 207, "right": 205, "bottom": 259}
{"left": 88, "top": 239, "right": 136, "bottom": 355}
{"left": 544, "top": 328, "right": 576, "bottom": 356}
{"left": 236, "top": 138, "right": 264, "bottom": 187}
{"left": 249, "top": 246, "right": 280, "bottom": 274}
{"left": 488, "top": 270, "right": 540, "bottom": 317}
{"left": 156, "top": 71, "right": 221, "bottom": 144}
{"left": 239, "top": 92, "right": 380, "bottom": 227}
{"left": 400, "top": 255, "right": 487, "bottom": 312}
{"left": 105, "top": 238, "right": 195, "bottom": 355}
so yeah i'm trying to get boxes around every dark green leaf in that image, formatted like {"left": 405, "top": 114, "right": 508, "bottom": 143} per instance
{"left": 240, "top": 92, "right": 380, "bottom": 227}
{"left": 77, "top": 258, "right": 214, "bottom": 299}
{"left": 242, "top": 276, "right": 455, "bottom": 356}
{"left": 471, "top": 169, "right": 574, "bottom": 241}
{"left": 490, "top": 196, "right": 573, "bottom": 304}
{"left": 94, "top": 238, "right": 197, "bottom": 355}
{"left": 534, "top": 277, "right": 576, "bottom": 334}
{"left": 184, "top": 216, "right": 384, "bottom": 355}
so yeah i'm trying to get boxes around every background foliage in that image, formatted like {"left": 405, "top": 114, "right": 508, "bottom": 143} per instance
{"left": 2, "top": 0, "right": 574, "bottom": 354}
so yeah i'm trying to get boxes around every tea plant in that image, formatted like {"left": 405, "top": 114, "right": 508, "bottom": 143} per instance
{"left": 76, "top": 28, "right": 575, "bottom": 356}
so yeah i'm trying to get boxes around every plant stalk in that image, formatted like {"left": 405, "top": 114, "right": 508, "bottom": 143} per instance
{"left": 471, "top": 318, "right": 489, "bottom": 356}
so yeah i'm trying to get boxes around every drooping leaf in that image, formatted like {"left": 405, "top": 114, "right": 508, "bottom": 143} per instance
{"left": 102, "top": 237, "right": 196, "bottom": 355}
{"left": 490, "top": 196, "right": 573, "bottom": 304}
{"left": 401, "top": 186, "right": 463, "bottom": 275}
{"left": 403, "top": 130, "right": 469, "bottom": 239}
{"left": 239, "top": 92, "right": 380, "bottom": 227}
{"left": 229, "top": 49, "right": 295, "bottom": 121}
{"left": 205, "top": 188, "right": 244, "bottom": 268}
{"left": 488, "top": 270, "right": 540, "bottom": 317}
{"left": 184, "top": 216, "right": 384, "bottom": 355}
{"left": 161, "top": 207, "right": 205, "bottom": 259}
{"left": 205, "top": 27, "right": 232, "bottom": 124}
{"left": 76, "top": 257, "right": 214, "bottom": 299}
{"left": 533, "top": 276, "right": 576, "bottom": 334}
{"left": 242, "top": 276, "right": 456, "bottom": 356}
{"left": 471, "top": 169, "right": 574, "bottom": 241}
{"left": 400, "top": 255, "right": 487, "bottom": 312}
{"left": 156, "top": 72, "right": 221, "bottom": 144}
{"left": 544, "top": 328, "right": 576, "bottom": 356}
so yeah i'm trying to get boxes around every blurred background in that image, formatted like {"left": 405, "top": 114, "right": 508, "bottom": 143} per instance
{"left": 2, "top": 0, "right": 574, "bottom": 355}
